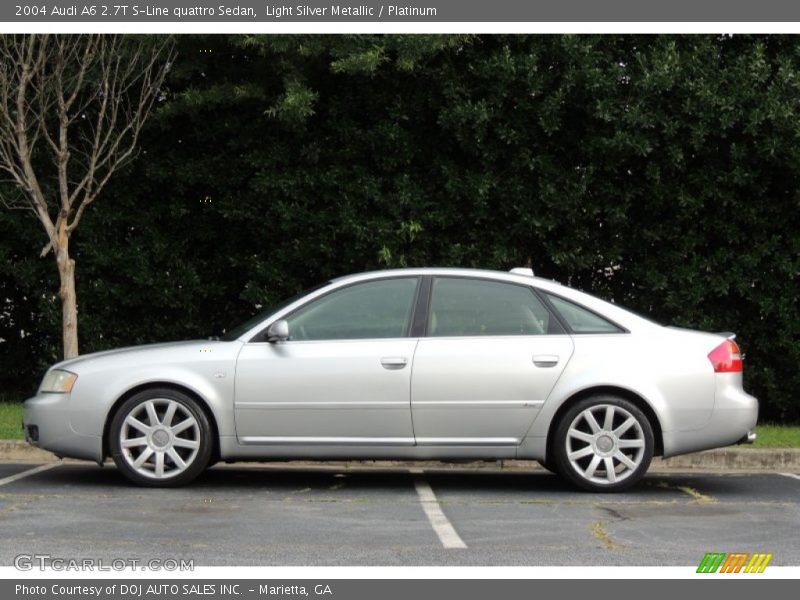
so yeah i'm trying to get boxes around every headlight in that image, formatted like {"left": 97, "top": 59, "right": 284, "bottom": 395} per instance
{"left": 40, "top": 369, "right": 78, "bottom": 393}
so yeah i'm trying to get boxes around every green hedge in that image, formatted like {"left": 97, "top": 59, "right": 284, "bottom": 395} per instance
{"left": 1, "top": 35, "right": 798, "bottom": 421}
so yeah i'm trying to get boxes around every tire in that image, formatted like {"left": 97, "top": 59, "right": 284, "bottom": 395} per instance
{"left": 109, "top": 388, "right": 213, "bottom": 487}
{"left": 552, "top": 395, "right": 654, "bottom": 492}
{"left": 537, "top": 459, "right": 559, "bottom": 475}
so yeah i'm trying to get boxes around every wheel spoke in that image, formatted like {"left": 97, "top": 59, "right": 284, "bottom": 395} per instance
{"left": 614, "top": 451, "right": 637, "bottom": 470}
{"left": 125, "top": 415, "right": 150, "bottom": 434}
{"left": 584, "top": 455, "right": 601, "bottom": 478}
{"left": 132, "top": 447, "right": 153, "bottom": 469}
{"left": 604, "top": 457, "right": 617, "bottom": 483}
{"left": 162, "top": 401, "right": 178, "bottom": 427}
{"left": 121, "top": 436, "right": 148, "bottom": 449}
{"left": 613, "top": 417, "right": 636, "bottom": 437}
{"left": 583, "top": 410, "right": 601, "bottom": 433}
{"left": 171, "top": 418, "right": 195, "bottom": 435}
{"left": 154, "top": 451, "right": 165, "bottom": 478}
{"left": 603, "top": 406, "right": 615, "bottom": 431}
{"left": 144, "top": 401, "right": 159, "bottom": 427}
{"left": 173, "top": 437, "right": 199, "bottom": 450}
{"left": 568, "top": 428, "right": 594, "bottom": 443}
{"left": 568, "top": 446, "right": 595, "bottom": 461}
{"left": 167, "top": 448, "right": 187, "bottom": 470}
{"left": 618, "top": 438, "right": 644, "bottom": 449}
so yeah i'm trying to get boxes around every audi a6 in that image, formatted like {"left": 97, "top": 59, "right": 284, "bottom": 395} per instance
{"left": 23, "top": 268, "right": 758, "bottom": 491}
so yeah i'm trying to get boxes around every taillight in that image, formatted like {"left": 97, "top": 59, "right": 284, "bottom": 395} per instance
{"left": 708, "top": 339, "right": 743, "bottom": 373}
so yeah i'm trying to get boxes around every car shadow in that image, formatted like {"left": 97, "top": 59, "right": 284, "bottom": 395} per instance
{"left": 9, "top": 461, "right": 752, "bottom": 500}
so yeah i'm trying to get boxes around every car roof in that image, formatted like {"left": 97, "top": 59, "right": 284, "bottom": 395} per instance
{"left": 332, "top": 267, "right": 555, "bottom": 286}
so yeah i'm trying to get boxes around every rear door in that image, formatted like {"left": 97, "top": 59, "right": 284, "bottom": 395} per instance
{"left": 410, "top": 277, "right": 574, "bottom": 445}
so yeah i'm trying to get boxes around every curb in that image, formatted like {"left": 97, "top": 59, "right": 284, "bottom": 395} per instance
{"left": 2, "top": 440, "right": 799, "bottom": 471}
{"left": 0, "top": 440, "right": 55, "bottom": 462}
{"left": 655, "top": 447, "right": 800, "bottom": 471}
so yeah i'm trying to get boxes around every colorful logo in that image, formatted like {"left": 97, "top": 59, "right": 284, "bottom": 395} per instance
{"left": 697, "top": 552, "right": 773, "bottom": 573}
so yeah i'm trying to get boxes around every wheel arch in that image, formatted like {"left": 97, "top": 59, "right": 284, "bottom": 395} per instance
{"left": 102, "top": 382, "right": 220, "bottom": 463}
{"left": 544, "top": 385, "right": 664, "bottom": 463}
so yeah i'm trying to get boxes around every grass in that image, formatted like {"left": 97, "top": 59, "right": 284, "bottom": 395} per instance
{"left": 752, "top": 424, "right": 800, "bottom": 448}
{"left": 0, "top": 402, "right": 23, "bottom": 440}
{"left": 0, "top": 395, "right": 798, "bottom": 446}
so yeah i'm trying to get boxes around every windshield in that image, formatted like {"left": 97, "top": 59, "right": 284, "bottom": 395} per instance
{"left": 220, "top": 282, "right": 330, "bottom": 341}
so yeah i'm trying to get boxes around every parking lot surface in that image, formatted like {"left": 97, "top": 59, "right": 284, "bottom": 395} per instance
{"left": 0, "top": 462, "right": 798, "bottom": 566}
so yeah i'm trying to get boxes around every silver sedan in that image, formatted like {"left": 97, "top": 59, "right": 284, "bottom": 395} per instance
{"left": 23, "top": 268, "right": 758, "bottom": 491}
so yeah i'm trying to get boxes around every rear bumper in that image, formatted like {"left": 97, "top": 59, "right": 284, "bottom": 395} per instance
{"left": 23, "top": 393, "right": 102, "bottom": 462}
{"left": 663, "top": 376, "right": 758, "bottom": 457}
{"left": 736, "top": 430, "right": 757, "bottom": 445}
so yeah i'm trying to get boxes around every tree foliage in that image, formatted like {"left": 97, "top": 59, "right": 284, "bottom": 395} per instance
{"left": 1, "top": 34, "right": 798, "bottom": 421}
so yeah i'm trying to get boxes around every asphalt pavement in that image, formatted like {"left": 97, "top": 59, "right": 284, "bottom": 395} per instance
{"left": 0, "top": 461, "right": 798, "bottom": 566}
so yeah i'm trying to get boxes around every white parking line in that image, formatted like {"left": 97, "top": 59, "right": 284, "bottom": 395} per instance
{"left": 410, "top": 468, "right": 467, "bottom": 549}
{"left": 780, "top": 473, "right": 800, "bottom": 482}
{"left": 0, "top": 463, "right": 60, "bottom": 487}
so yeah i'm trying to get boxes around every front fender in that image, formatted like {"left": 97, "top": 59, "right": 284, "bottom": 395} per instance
{"left": 66, "top": 349, "right": 240, "bottom": 440}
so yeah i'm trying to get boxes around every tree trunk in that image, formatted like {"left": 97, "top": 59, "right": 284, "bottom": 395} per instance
{"left": 55, "top": 231, "right": 79, "bottom": 359}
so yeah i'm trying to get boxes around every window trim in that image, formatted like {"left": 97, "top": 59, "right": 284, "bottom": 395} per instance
{"left": 423, "top": 275, "right": 566, "bottom": 338}
{"left": 410, "top": 275, "right": 433, "bottom": 337}
{"left": 250, "top": 275, "right": 422, "bottom": 343}
{"left": 536, "top": 290, "right": 629, "bottom": 335}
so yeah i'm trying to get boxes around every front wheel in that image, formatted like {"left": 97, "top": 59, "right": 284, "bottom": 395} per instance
{"left": 553, "top": 396, "right": 654, "bottom": 492}
{"left": 109, "top": 388, "right": 213, "bottom": 487}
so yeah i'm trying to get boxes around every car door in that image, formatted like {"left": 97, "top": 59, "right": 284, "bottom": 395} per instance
{"left": 410, "top": 276, "right": 574, "bottom": 445}
{"left": 234, "top": 277, "right": 421, "bottom": 445}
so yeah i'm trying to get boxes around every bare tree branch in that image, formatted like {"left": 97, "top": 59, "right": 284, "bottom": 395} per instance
{"left": 0, "top": 33, "right": 175, "bottom": 358}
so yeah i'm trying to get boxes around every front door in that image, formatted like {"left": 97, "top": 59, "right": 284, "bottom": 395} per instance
{"left": 234, "top": 277, "right": 421, "bottom": 445}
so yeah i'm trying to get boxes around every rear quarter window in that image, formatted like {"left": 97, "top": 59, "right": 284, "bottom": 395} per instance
{"left": 546, "top": 294, "right": 624, "bottom": 334}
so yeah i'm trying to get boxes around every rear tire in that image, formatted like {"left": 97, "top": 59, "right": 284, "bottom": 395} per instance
{"left": 553, "top": 395, "right": 654, "bottom": 492}
{"left": 109, "top": 388, "right": 213, "bottom": 487}
{"left": 537, "top": 459, "right": 559, "bottom": 474}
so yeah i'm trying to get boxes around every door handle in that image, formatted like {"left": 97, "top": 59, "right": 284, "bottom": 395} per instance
{"left": 533, "top": 354, "right": 560, "bottom": 368}
{"left": 380, "top": 357, "right": 408, "bottom": 369}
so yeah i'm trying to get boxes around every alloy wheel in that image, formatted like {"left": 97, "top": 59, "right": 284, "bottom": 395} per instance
{"left": 564, "top": 403, "right": 646, "bottom": 486}
{"left": 118, "top": 398, "right": 201, "bottom": 480}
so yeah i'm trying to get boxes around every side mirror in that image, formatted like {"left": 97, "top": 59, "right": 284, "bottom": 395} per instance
{"left": 266, "top": 319, "right": 290, "bottom": 343}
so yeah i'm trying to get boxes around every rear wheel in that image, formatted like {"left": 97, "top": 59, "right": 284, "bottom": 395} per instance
{"left": 537, "top": 459, "right": 558, "bottom": 474}
{"left": 553, "top": 395, "right": 653, "bottom": 492}
{"left": 109, "top": 388, "right": 213, "bottom": 487}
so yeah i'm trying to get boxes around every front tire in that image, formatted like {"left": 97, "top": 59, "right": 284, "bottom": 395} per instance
{"left": 553, "top": 395, "right": 654, "bottom": 492}
{"left": 109, "top": 388, "right": 213, "bottom": 487}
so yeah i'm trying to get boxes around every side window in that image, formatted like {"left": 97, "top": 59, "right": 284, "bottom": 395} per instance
{"left": 546, "top": 294, "right": 623, "bottom": 333}
{"left": 428, "top": 278, "right": 557, "bottom": 337}
{"left": 286, "top": 278, "right": 419, "bottom": 341}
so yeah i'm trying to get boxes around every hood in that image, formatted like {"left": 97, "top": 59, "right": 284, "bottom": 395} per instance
{"left": 50, "top": 340, "right": 237, "bottom": 373}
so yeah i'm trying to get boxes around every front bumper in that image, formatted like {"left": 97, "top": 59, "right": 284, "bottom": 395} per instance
{"left": 23, "top": 393, "right": 103, "bottom": 462}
